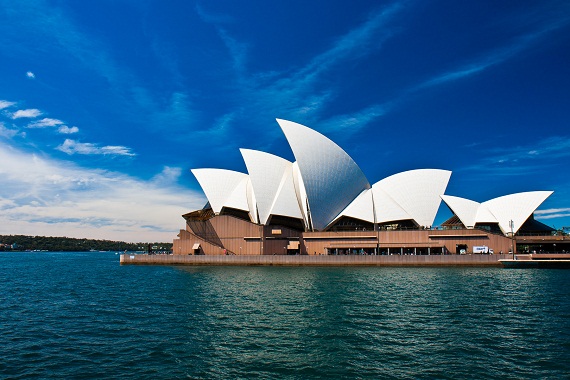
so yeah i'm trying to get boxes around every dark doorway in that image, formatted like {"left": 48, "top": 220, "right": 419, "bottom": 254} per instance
{"left": 456, "top": 244, "right": 468, "bottom": 254}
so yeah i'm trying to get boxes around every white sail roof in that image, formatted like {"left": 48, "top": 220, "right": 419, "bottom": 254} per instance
{"left": 190, "top": 119, "right": 553, "bottom": 237}
{"left": 441, "top": 191, "right": 553, "bottom": 234}
{"left": 334, "top": 189, "right": 375, "bottom": 224}
{"left": 269, "top": 163, "right": 304, "bottom": 222}
{"left": 374, "top": 169, "right": 451, "bottom": 227}
{"left": 482, "top": 191, "right": 553, "bottom": 234}
{"left": 240, "top": 149, "right": 302, "bottom": 224}
{"left": 440, "top": 195, "right": 482, "bottom": 228}
{"left": 292, "top": 161, "right": 310, "bottom": 228}
{"left": 245, "top": 177, "right": 258, "bottom": 224}
{"left": 372, "top": 186, "right": 413, "bottom": 224}
{"left": 191, "top": 168, "right": 250, "bottom": 214}
{"left": 277, "top": 119, "right": 370, "bottom": 230}
{"left": 474, "top": 204, "right": 498, "bottom": 225}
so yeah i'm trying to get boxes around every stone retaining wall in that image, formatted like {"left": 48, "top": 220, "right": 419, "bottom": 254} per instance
{"left": 120, "top": 254, "right": 511, "bottom": 267}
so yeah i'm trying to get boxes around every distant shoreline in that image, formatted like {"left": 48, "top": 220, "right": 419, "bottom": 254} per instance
{"left": 0, "top": 234, "right": 172, "bottom": 253}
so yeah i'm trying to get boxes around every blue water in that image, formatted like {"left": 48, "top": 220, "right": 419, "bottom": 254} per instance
{"left": 1, "top": 252, "right": 569, "bottom": 379}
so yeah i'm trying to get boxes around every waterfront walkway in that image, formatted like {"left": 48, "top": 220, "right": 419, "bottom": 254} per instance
{"left": 120, "top": 254, "right": 511, "bottom": 267}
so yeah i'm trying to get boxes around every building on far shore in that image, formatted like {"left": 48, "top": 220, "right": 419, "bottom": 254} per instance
{"left": 174, "top": 119, "right": 565, "bottom": 256}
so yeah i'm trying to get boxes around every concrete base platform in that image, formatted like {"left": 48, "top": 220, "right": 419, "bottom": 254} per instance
{"left": 120, "top": 254, "right": 511, "bottom": 267}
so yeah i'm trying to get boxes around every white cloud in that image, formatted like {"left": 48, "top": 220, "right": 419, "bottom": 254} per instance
{"left": 151, "top": 166, "right": 182, "bottom": 185}
{"left": 459, "top": 136, "right": 570, "bottom": 176}
{"left": 318, "top": 104, "right": 389, "bottom": 135}
{"left": 26, "top": 71, "right": 35, "bottom": 79}
{"left": 57, "top": 125, "right": 79, "bottom": 134}
{"left": 0, "top": 122, "right": 20, "bottom": 138}
{"left": 11, "top": 109, "right": 42, "bottom": 119}
{"left": 100, "top": 145, "right": 135, "bottom": 156}
{"left": 414, "top": 20, "right": 570, "bottom": 91}
{"left": 188, "top": 3, "right": 405, "bottom": 146}
{"left": 0, "top": 100, "right": 16, "bottom": 110}
{"left": 535, "top": 207, "right": 570, "bottom": 215}
{"left": 535, "top": 213, "right": 570, "bottom": 220}
{"left": 534, "top": 208, "right": 570, "bottom": 219}
{"left": 56, "top": 139, "right": 135, "bottom": 156}
{"left": 27, "top": 117, "right": 64, "bottom": 128}
{"left": 0, "top": 140, "right": 204, "bottom": 242}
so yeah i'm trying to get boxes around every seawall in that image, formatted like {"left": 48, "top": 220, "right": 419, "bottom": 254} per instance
{"left": 120, "top": 254, "right": 511, "bottom": 267}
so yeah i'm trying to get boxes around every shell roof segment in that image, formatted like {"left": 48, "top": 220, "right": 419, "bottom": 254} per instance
{"left": 191, "top": 168, "right": 250, "bottom": 214}
{"left": 440, "top": 195, "right": 481, "bottom": 228}
{"left": 441, "top": 191, "right": 553, "bottom": 233}
{"left": 334, "top": 189, "right": 375, "bottom": 224}
{"left": 373, "top": 169, "right": 451, "bottom": 227}
{"left": 482, "top": 191, "right": 553, "bottom": 234}
{"left": 277, "top": 118, "right": 370, "bottom": 231}
{"left": 372, "top": 186, "right": 413, "bottom": 224}
{"left": 240, "top": 149, "right": 302, "bottom": 225}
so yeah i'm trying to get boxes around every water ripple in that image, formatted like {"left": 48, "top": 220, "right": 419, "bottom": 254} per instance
{"left": 1, "top": 253, "right": 569, "bottom": 379}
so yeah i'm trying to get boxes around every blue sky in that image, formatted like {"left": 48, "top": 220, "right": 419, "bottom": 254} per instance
{"left": 1, "top": 0, "right": 569, "bottom": 242}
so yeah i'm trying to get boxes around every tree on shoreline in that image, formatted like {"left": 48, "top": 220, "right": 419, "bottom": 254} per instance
{"left": 0, "top": 235, "right": 172, "bottom": 252}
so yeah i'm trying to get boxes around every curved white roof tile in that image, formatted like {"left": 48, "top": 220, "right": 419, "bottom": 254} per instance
{"left": 240, "top": 149, "right": 302, "bottom": 224}
{"left": 374, "top": 169, "right": 451, "bottom": 227}
{"left": 482, "top": 191, "right": 553, "bottom": 234}
{"left": 191, "top": 168, "right": 250, "bottom": 214}
{"left": 335, "top": 189, "right": 375, "bottom": 224}
{"left": 442, "top": 191, "right": 553, "bottom": 234}
{"left": 474, "top": 205, "right": 498, "bottom": 224}
{"left": 372, "top": 186, "right": 413, "bottom": 224}
{"left": 440, "top": 195, "right": 482, "bottom": 228}
{"left": 226, "top": 176, "right": 251, "bottom": 213}
{"left": 277, "top": 119, "right": 370, "bottom": 230}
{"left": 269, "top": 163, "right": 304, "bottom": 222}
{"left": 292, "top": 161, "right": 310, "bottom": 227}
{"left": 245, "top": 177, "right": 258, "bottom": 224}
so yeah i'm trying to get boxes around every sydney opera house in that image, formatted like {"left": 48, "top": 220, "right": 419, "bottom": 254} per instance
{"left": 173, "top": 119, "right": 559, "bottom": 256}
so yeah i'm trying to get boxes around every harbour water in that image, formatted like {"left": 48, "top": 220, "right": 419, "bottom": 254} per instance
{"left": 1, "top": 251, "right": 569, "bottom": 379}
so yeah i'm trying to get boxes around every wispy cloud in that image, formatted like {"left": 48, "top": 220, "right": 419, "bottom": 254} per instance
{"left": 0, "top": 122, "right": 21, "bottom": 138}
{"left": 151, "top": 166, "right": 183, "bottom": 185}
{"left": 217, "top": 29, "right": 249, "bottom": 75}
{"left": 26, "top": 71, "right": 35, "bottom": 79}
{"left": 0, "top": 100, "right": 16, "bottom": 110}
{"left": 57, "top": 125, "right": 79, "bottom": 134}
{"left": 456, "top": 136, "right": 570, "bottom": 177}
{"left": 534, "top": 208, "right": 570, "bottom": 220}
{"left": 297, "top": 2, "right": 405, "bottom": 81}
{"left": 192, "top": 112, "right": 235, "bottom": 142}
{"left": 0, "top": 141, "right": 204, "bottom": 241}
{"left": 535, "top": 208, "right": 570, "bottom": 215}
{"left": 318, "top": 5, "right": 570, "bottom": 135}
{"left": 207, "top": 2, "right": 407, "bottom": 140}
{"left": 485, "top": 136, "right": 570, "bottom": 164}
{"left": 130, "top": 87, "right": 200, "bottom": 134}
{"left": 200, "top": 0, "right": 568, "bottom": 141}
{"left": 0, "top": 1, "right": 197, "bottom": 138}
{"left": 26, "top": 117, "right": 64, "bottom": 128}
{"left": 318, "top": 104, "right": 390, "bottom": 134}
{"left": 195, "top": 3, "right": 234, "bottom": 24}
{"left": 414, "top": 13, "right": 570, "bottom": 91}
{"left": 11, "top": 109, "right": 42, "bottom": 119}
{"left": 56, "top": 139, "right": 135, "bottom": 156}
